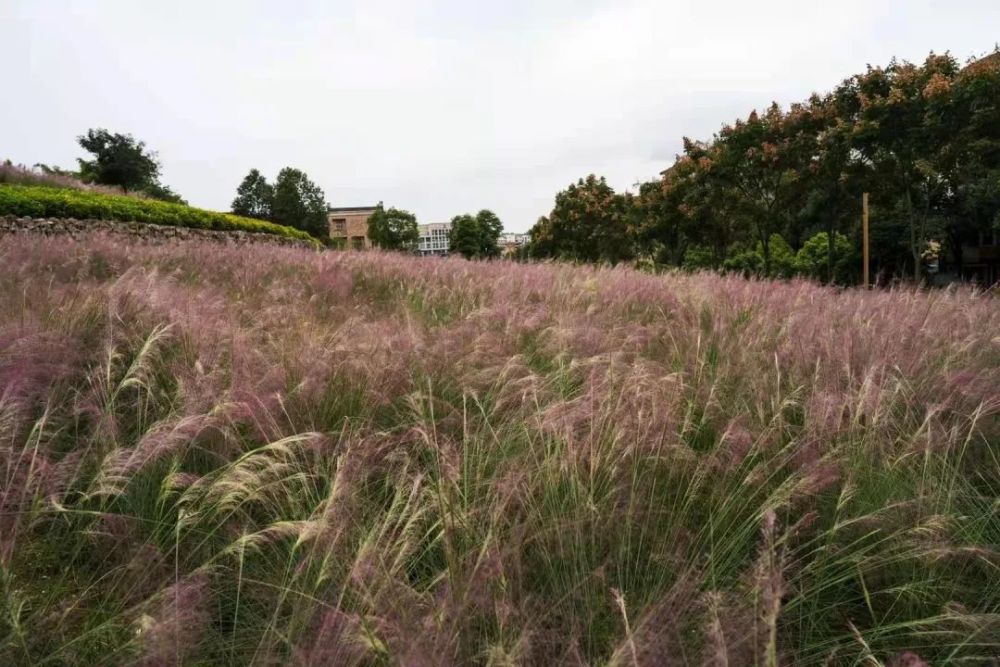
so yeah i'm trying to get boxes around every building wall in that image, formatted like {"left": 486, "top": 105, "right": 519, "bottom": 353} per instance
{"left": 328, "top": 209, "right": 377, "bottom": 249}
{"left": 499, "top": 232, "right": 530, "bottom": 256}
{"left": 418, "top": 222, "right": 451, "bottom": 256}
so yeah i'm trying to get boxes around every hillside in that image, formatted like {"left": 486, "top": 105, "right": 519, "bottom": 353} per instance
{"left": 1, "top": 234, "right": 997, "bottom": 665}
{"left": 0, "top": 183, "right": 314, "bottom": 242}
{"left": 1, "top": 161, "right": 136, "bottom": 196}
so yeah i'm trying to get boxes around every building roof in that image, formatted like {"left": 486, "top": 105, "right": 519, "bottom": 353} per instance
{"left": 327, "top": 206, "right": 379, "bottom": 214}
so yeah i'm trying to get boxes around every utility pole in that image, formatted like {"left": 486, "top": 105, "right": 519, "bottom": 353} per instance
{"left": 862, "top": 192, "right": 870, "bottom": 288}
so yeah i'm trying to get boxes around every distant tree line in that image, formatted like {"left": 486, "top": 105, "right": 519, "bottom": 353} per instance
{"left": 58, "top": 129, "right": 509, "bottom": 251}
{"left": 362, "top": 205, "right": 506, "bottom": 259}
{"left": 527, "top": 50, "right": 1000, "bottom": 284}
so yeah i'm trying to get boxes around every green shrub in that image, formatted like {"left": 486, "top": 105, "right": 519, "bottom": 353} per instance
{"left": 795, "top": 231, "right": 854, "bottom": 283}
{"left": 680, "top": 244, "right": 717, "bottom": 271}
{"left": 0, "top": 184, "right": 316, "bottom": 243}
{"left": 722, "top": 234, "right": 798, "bottom": 279}
{"left": 722, "top": 246, "right": 765, "bottom": 276}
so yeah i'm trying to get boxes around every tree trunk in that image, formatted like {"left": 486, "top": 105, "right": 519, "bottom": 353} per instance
{"left": 826, "top": 214, "right": 835, "bottom": 284}
{"left": 906, "top": 188, "right": 921, "bottom": 283}
{"left": 760, "top": 229, "right": 771, "bottom": 274}
{"left": 951, "top": 234, "right": 963, "bottom": 277}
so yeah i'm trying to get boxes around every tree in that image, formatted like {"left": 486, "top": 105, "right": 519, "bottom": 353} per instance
{"left": 143, "top": 182, "right": 187, "bottom": 205}
{"left": 449, "top": 209, "right": 503, "bottom": 259}
{"left": 532, "top": 50, "right": 1000, "bottom": 284}
{"left": 842, "top": 54, "right": 961, "bottom": 280}
{"left": 936, "top": 50, "right": 1000, "bottom": 275}
{"left": 709, "top": 104, "right": 814, "bottom": 271}
{"left": 795, "top": 232, "right": 854, "bottom": 283}
{"left": 722, "top": 234, "right": 797, "bottom": 279}
{"left": 270, "top": 167, "right": 328, "bottom": 237}
{"left": 529, "top": 175, "right": 635, "bottom": 264}
{"left": 799, "top": 91, "right": 859, "bottom": 283}
{"left": 639, "top": 141, "right": 742, "bottom": 268}
{"left": 449, "top": 215, "right": 481, "bottom": 258}
{"left": 76, "top": 129, "right": 161, "bottom": 194}
{"left": 367, "top": 203, "right": 418, "bottom": 251}
{"left": 474, "top": 209, "right": 503, "bottom": 257}
{"left": 231, "top": 169, "right": 274, "bottom": 220}
{"left": 528, "top": 215, "right": 555, "bottom": 259}
{"left": 76, "top": 128, "right": 186, "bottom": 203}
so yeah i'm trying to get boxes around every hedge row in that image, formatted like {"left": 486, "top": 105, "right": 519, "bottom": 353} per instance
{"left": 0, "top": 184, "right": 316, "bottom": 242}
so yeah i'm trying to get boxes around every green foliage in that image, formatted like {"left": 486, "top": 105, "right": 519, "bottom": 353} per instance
{"left": 529, "top": 174, "right": 635, "bottom": 264}
{"left": 270, "top": 168, "right": 328, "bottom": 238}
{"left": 680, "top": 244, "right": 717, "bottom": 271}
{"left": 366, "top": 203, "right": 419, "bottom": 251}
{"left": 230, "top": 168, "right": 274, "bottom": 220}
{"left": 767, "top": 234, "right": 798, "bottom": 278}
{"left": 0, "top": 184, "right": 314, "bottom": 242}
{"left": 545, "top": 49, "right": 1000, "bottom": 285}
{"left": 76, "top": 128, "right": 161, "bottom": 194}
{"left": 795, "top": 231, "right": 854, "bottom": 283}
{"left": 722, "top": 234, "right": 797, "bottom": 279}
{"left": 75, "top": 128, "right": 186, "bottom": 205}
{"left": 718, "top": 232, "right": 856, "bottom": 282}
{"left": 448, "top": 214, "right": 480, "bottom": 257}
{"left": 141, "top": 181, "right": 187, "bottom": 205}
{"left": 448, "top": 209, "right": 503, "bottom": 259}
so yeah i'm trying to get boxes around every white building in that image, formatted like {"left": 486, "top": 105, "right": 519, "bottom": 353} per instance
{"left": 499, "top": 232, "right": 530, "bottom": 256}
{"left": 418, "top": 222, "right": 451, "bottom": 256}
{"left": 498, "top": 232, "right": 530, "bottom": 246}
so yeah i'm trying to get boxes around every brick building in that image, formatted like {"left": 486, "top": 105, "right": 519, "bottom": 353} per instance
{"left": 328, "top": 206, "right": 379, "bottom": 249}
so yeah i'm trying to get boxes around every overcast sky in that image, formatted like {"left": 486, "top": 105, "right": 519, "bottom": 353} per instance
{"left": 2, "top": 1, "right": 998, "bottom": 231}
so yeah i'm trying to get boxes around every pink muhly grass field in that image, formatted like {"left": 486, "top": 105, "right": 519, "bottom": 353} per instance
{"left": 0, "top": 233, "right": 997, "bottom": 665}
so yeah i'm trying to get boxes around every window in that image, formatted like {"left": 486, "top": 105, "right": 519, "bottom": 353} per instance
{"left": 351, "top": 236, "right": 365, "bottom": 250}
{"left": 331, "top": 218, "right": 347, "bottom": 234}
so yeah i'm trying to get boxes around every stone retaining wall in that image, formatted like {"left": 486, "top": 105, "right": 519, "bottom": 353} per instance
{"left": 0, "top": 215, "right": 314, "bottom": 247}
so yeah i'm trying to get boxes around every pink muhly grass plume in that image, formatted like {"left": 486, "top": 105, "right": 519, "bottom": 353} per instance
{"left": 133, "top": 572, "right": 211, "bottom": 666}
{"left": 0, "top": 232, "right": 997, "bottom": 664}
{"left": 607, "top": 573, "right": 704, "bottom": 667}
{"left": 0, "top": 161, "right": 138, "bottom": 196}
{"left": 293, "top": 608, "right": 368, "bottom": 666}
{"left": 887, "top": 651, "right": 931, "bottom": 667}
{"left": 88, "top": 413, "right": 220, "bottom": 498}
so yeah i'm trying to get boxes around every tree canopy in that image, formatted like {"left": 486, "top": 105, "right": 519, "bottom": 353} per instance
{"left": 529, "top": 49, "right": 1000, "bottom": 284}
{"left": 229, "top": 167, "right": 326, "bottom": 237}
{"left": 367, "top": 204, "right": 418, "bottom": 251}
{"left": 449, "top": 209, "right": 503, "bottom": 259}
{"left": 231, "top": 168, "right": 274, "bottom": 220}
{"left": 529, "top": 175, "right": 636, "bottom": 264}
{"left": 76, "top": 128, "right": 185, "bottom": 203}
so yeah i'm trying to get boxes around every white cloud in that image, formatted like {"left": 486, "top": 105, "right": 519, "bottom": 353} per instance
{"left": 2, "top": 0, "right": 998, "bottom": 230}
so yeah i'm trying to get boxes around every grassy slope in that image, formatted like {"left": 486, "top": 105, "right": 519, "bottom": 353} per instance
{"left": 0, "top": 184, "right": 315, "bottom": 242}
{"left": 1, "top": 161, "right": 133, "bottom": 196}
{"left": 0, "top": 235, "right": 997, "bottom": 665}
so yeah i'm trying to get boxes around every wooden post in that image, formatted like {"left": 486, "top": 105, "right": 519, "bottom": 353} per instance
{"left": 862, "top": 192, "right": 870, "bottom": 288}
